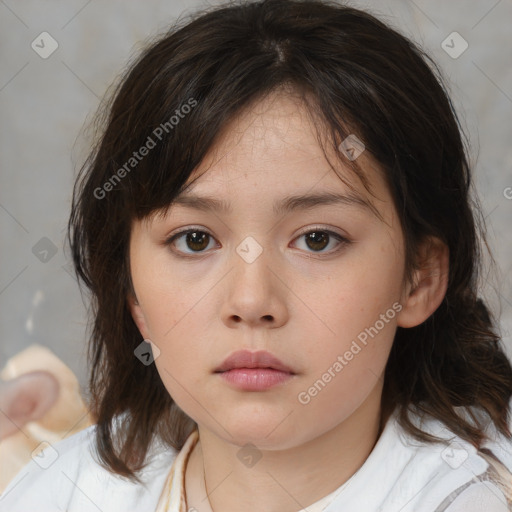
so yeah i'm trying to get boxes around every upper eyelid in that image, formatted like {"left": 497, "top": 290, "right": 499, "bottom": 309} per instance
{"left": 167, "top": 224, "right": 348, "bottom": 240}
{"left": 166, "top": 225, "right": 215, "bottom": 241}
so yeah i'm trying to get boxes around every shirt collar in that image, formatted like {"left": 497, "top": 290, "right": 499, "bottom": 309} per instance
{"left": 155, "top": 428, "right": 199, "bottom": 512}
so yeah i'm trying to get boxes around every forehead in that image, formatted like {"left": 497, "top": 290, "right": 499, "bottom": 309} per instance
{"left": 170, "top": 91, "right": 391, "bottom": 220}
{"left": 189, "top": 91, "right": 342, "bottom": 185}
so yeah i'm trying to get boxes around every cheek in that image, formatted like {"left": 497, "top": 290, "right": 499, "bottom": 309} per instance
{"left": 295, "top": 317, "right": 396, "bottom": 431}
{"left": 292, "top": 241, "right": 402, "bottom": 396}
{"left": 130, "top": 256, "right": 212, "bottom": 385}
{"left": 133, "top": 253, "right": 211, "bottom": 336}
{"left": 296, "top": 250, "right": 403, "bottom": 350}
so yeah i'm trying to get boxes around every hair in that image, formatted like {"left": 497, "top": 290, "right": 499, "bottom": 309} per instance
{"left": 68, "top": 0, "right": 512, "bottom": 484}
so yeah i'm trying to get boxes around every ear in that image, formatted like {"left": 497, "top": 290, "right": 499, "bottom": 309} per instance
{"left": 397, "top": 236, "right": 449, "bottom": 328}
{"left": 127, "top": 293, "right": 151, "bottom": 340}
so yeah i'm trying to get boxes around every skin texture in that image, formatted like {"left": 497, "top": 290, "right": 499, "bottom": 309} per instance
{"left": 128, "top": 91, "right": 449, "bottom": 512}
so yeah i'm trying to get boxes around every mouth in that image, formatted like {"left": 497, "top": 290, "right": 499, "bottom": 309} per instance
{"left": 214, "top": 350, "right": 296, "bottom": 391}
{"left": 214, "top": 349, "right": 295, "bottom": 374}
{"left": 216, "top": 368, "right": 293, "bottom": 390}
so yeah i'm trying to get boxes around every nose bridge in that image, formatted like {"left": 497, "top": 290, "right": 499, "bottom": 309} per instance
{"left": 222, "top": 233, "right": 286, "bottom": 326}
{"left": 235, "top": 234, "right": 266, "bottom": 267}
{"left": 232, "top": 234, "right": 272, "bottom": 294}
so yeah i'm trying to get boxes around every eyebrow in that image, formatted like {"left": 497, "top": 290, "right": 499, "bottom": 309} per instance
{"left": 171, "top": 191, "right": 374, "bottom": 216}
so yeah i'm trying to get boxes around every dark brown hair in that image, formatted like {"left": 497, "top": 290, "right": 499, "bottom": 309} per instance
{"left": 68, "top": 0, "right": 512, "bottom": 483}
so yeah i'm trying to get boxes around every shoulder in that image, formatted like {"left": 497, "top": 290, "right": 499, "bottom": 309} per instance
{"left": 0, "top": 417, "right": 179, "bottom": 512}
{"left": 0, "top": 424, "right": 98, "bottom": 511}
{"left": 382, "top": 401, "right": 512, "bottom": 512}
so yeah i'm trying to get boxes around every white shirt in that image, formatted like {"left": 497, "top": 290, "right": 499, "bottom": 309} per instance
{"left": 1, "top": 403, "right": 511, "bottom": 512}
{"left": 153, "top": 429, "right": 344, "bottom": 512}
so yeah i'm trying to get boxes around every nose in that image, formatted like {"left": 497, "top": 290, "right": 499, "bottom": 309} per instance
{"left": 220, "top": 242, "right": 289, "bottom": 330}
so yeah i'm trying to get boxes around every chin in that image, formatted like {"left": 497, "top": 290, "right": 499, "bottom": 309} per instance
{"left": 218, "top": 412, "right": 304, "bottom": 450}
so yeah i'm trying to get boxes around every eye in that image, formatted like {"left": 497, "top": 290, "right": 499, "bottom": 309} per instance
{"left": 292, "top": 228, "right": 349, "bottom": 254}
{"left": 165, "top": 226, "right": 350, "bottom": 257}
{"left": 166, "top": 228, "right": 218, "bottom": 255}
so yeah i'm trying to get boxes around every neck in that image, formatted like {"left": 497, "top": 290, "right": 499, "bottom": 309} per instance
{"left": 185, "top": 389, "right": 384, "bottom": 512}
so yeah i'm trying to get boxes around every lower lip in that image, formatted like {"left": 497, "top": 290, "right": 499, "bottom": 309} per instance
{"left": 217, "top": 368, "right": 293, "bottom": 391}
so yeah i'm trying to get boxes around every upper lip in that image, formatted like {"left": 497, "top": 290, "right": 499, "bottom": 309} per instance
{"left": 214, "top": 350, "right": 295, "bottom": 374}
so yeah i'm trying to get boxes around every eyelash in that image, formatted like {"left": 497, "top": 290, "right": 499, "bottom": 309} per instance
{"left": 164, "top": 225, "right": 351, "bottom": 258}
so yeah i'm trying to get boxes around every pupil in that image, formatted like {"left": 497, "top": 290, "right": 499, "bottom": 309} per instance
{"left": 306, "top": 232, "right": 328, "bottom": 251}
{"left": 187, "top": 232, "right": 208, "bottom": 251}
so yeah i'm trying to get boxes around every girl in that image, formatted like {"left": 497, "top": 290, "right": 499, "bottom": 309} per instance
{"left": 1, "top": 0, "right": 511, "bottom": 510}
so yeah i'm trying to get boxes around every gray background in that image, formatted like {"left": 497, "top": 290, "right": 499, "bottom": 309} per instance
{"left": 1, "top": 0, "right": 511, "bottom": 396}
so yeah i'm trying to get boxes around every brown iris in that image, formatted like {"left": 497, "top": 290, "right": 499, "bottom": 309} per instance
{"left": 185, "top": 231, "right": 210, "bottom": 251}
{"left": 304, "top": 231, "right": 329, "bottom": 251}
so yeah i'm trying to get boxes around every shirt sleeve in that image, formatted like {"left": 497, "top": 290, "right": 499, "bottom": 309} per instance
{"left": 0, "top": 427, "right": 95, "bottom": 512}
{"left": 0, "top": 454, "right": 71, "bottom": 511}
{"left": 443, "top": 482, "right": 509, "bottom": 512}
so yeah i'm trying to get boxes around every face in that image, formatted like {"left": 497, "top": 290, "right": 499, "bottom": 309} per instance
{"left": 128, "top": 91, "right": 411, "bottom": 450}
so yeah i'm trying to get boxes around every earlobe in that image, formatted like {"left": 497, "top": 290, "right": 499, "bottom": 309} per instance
{"left": 397, "top": 236, "right": 449, "bottom": 328}
{"left": 127, "top": 294, "right": 151, "bottom": 339}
